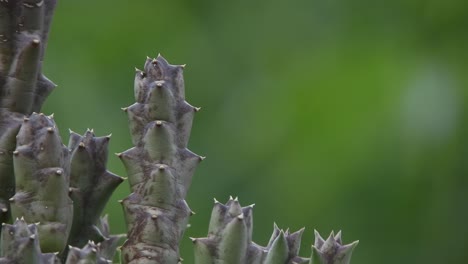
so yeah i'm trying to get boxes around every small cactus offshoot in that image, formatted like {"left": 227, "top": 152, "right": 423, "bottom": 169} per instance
{"left": 310, "top": 230, "right": 359, "bottom": 264}
{"left": 0, "top": 218, "right": 60, "bottom": 263}
{"left": 191, "top": 197, "right": 309, "bottom": 264}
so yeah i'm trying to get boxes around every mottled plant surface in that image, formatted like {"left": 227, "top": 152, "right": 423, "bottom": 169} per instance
{"left": 0, "top": 0, "right": 57, "bottom": 237}
{"left": 118, "top": 55, "right": 203, "bottom": 263}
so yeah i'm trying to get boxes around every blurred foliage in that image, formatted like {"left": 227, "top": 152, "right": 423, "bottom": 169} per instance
{"left": 41, "top": 0, "right": 468, "bottom": 263}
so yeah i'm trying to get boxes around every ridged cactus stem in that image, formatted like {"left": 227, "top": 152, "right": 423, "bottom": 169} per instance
{"left": 119, "top": 55, "right": 203, "bottom": 263}
{"left": 191, "top": 197, "right": 309, "bottom": 264}
{"left": 0, "top": 0, "right": 57, "bottom": 239}
{"left": 10, "top": 113, "right": 72, "bottom": 253}
{"left": 63, "top": 129, "right": 124, "bottom": 260}
{"left": 310, "top": 231, "right": 358, "bottom": 264}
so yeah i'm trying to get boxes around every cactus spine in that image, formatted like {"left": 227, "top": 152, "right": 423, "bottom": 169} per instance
{"left": 119, "top": 55, "right": 202, "bottom": 263}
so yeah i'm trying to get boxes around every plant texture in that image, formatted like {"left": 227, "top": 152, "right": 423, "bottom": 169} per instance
{"left": 0, "top": 1, "right": 359, "bottom": 264}
{"left": 118, "top": 55, "right": 203, "bottom": 263}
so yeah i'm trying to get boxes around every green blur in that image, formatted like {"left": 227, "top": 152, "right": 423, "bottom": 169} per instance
{"left": 42, "top": 0, "right": 468, "bottom": 263}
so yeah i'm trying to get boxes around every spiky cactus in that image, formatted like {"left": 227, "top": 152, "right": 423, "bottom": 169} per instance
{"left": 67, "top": 129, "right": 124, "bottom": 250}
{"left": 118, "top": 55, "right": 203, "bottom": 263}
{"left": 10, "top": 113, "right": 72, "bottom": 253}
{"left": 0, "top": 0, "right": 57, "bottom": 236}
{"left": 0, "top": 218, "right": 60, "bottom": 263}
{"left": 310, "top": 231, "right": 358, "bottom": 264}
{"left": 191, "top": 197, "right": 309, "bottom": 264}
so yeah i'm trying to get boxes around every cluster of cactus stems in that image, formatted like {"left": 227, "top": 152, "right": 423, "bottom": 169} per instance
{"left": 0, "top": 1, "right": 358, "bottom": 264}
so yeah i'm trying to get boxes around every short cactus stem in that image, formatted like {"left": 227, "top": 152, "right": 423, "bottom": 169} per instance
{"left": 310, "top": 230, "right": 359, "bottom": 264}
{"left": 119, "top": 55, "right": 202, "bottom": 263}
{"left": 192, "top": 197, "right": 309, "bottom": 264}
{"left": 0, "top": 218, "right": 60, "bottom": 263}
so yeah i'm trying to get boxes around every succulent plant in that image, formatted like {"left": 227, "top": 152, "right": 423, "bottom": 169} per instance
{"left": 67, "top": 129, "right": 124, "bottom": 250}
{"left": 118, "top": 55, "right": 203, "bottom": 263}
{"left": 310, "top": 230, "right": 358, "bottom": 264}
{"left": 0, "top": 2, "right": 359, "bottom": 264}
{"left": 191, "top": 197, "right": 309, "bottom": 264}
{"left": 0, "top": 0, "right": 57, "bottom": 237}
{"left": 10, "top": 112, "right": 72, "bottom": 253}
{"left": 0, "top": 217, "right": 60, "bottom": 263}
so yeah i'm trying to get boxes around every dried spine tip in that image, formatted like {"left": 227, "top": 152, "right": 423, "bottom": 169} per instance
{"left": 55, "top": 169, "right": 63, "bottom": 175}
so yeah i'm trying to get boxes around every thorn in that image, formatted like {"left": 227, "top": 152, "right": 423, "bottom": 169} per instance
{"left": 155, "top": 120, "right": 163, "bottom": 126}
{"left": 32, "top": 39, "right": 40, "bottom": 46}
{"left": 189, "top": 237, "right": 197, "bottom": 243}
{"left": 9, "top": 198, "right": 14, "bottom": 202}
{"left": 152, "top": 58, "right": 158, "bottom": 65}
{"left": 79, "top": 142, "right": 85, "bottom": 148}
{"left": 146, "top": 56, "right": 151, "bottom": 60}
{"left": 35, "top": 222, "right": 40, "bottom": 225}
{"left": 68, "top": 245, "right": 72, "bottom": 249}
{"left": 106, "top": 133, "right": 112, "bottom": 139}
{"left": 118, "top": 200, "right": 123, "bottom": 204}
{"left": 68, "top": 188, "right": 73, "bottom": 193}
{"left": 47, "top": 127, "right": 54, "bottom": 133}
{"left": 1, "top": 208, "right": 7, "bottom": 212}
{"left": 249, "top": 203, "right": 255, "bottom": 208}
{"left": 180, "top": 64, "right": 186, "bottom": 69}
{"left": 158, "top": 165, "right": 165, "bottom": 171}
{"left": 39, "top": 113, "right": 44, "bottom": 116}
{"left": 213, "top": 198, "right": 219, "bottom": 204}
{"left": 121, "top": 107, "right": 128, "bottom": 112}
{"left": 23, "top": 117, "right": 29, "bottom": 122}
{"left": 229, "top": 196, "right": 234, "bottom": 201}
{"left": 157, "top": 53, "right": 162, "bottom": 57}
{"left": 156, "top": 82, "right": 163, "bottom": 87}
{"left": 135, "top": 67, "right": 142, "bottom": 72}
{"left": 234, "top": 196, "right": 238, "bottom": 202}
{"left": 151, "top": 214, "right": 158, "bottom": 219}
{"left": 179, "top": 257, "right": 184, "bottom": 262}
{"left": 199, "top": 156, "right": 206, "bottom": 161}
{"left": 1, "top": 223, "right": 5, "bottom": 226}
{"left": 68, "top": 128, "right": 75, "bottom": 134}
{"left": 115, "top": 152, "right": 122, "bottom": 158}
{"left": 20, "top": 216, "right": 24, "bottom": 220}
{"left": 48, "top": 113, "right": 54, "bottom": 119}
{"left": 237, "top": 213, "right": 244, "bottom": 220}
{"left": 13, "top": 150, "right": 19, "bottom": 156}
{"left": 29, "top": 234, "right": 36, "bottom": 240}
{"left": 55, "top": 169, "right": 63, "bottom": 175}
{"left": 53, "top": 252, "right": 59, "bottom": 256}
{"left": 190, "top": 211, "right": 196, "bottom": 216}
{"left": 194, "top": 107, "right": 201, "bottom": 112}
{"left": 91, "top": 248, "right": 97, "bottom": 253}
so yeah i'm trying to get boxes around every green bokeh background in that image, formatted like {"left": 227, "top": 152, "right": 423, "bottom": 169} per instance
{"left": 42, "top": 0, "right": 468, "bottom": 263}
